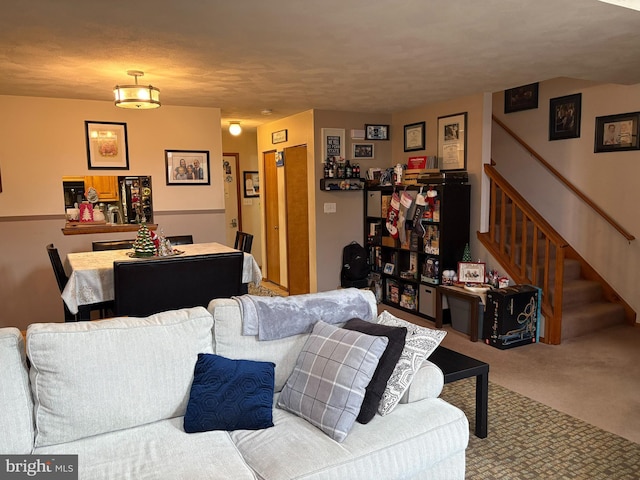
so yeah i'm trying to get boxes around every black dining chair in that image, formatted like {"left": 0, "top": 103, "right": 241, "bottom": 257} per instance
{"left": 113, "top": 252, "right": 244, "bottom": 317}
{"left": 166, "top": 235, "right": 194, "bottom": 246}
{"left": 92, "top": 239, "right": 135, "bottom": 251}
{"left": 46, "top": 244, "right": 114, "bottom": 321}
{"left": 234, "top": 231, "right": 253, "bottom": 253}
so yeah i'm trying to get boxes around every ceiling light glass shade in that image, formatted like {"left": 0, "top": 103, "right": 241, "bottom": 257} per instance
{"left": 229, "top": 122, "right": 242, "bottom": 136}
{"left": 114, "top": 84, "right": 160, "bottom": 109}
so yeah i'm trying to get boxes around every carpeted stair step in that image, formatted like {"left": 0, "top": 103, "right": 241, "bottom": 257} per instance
{"left": 561, "top": 302, "right": 625, "bottom": 340}
{"left": 561, "top": 279, "right": 603, "bottom": 308}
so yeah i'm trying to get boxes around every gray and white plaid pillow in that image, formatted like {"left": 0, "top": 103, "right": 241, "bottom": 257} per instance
{"left": 277, "top": 321, "right": 388, "bottom": 442}
{"left": 377, "top": 310, "right": 446, "bottom": 415}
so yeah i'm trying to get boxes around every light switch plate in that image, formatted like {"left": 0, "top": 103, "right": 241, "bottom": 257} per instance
{"left": 324, "top": 202, "right": 336, "bottom": 213}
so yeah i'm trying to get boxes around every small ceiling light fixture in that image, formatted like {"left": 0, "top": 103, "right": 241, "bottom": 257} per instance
{"left": 229, "top": 121, "right": 242, "bottom": 136}
{"left": 261, "top": 109, "right": 273, "bottom": 116}
{"left": 114, "top": 70, "right": 161, "bottom": 109}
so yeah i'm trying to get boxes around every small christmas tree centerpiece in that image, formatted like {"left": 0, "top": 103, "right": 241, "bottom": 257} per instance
{"left": 462, "top": 243, "right": 472, "bottom": 262}
{"left": 131, "top": 223, "right": 156, "bottom": 257}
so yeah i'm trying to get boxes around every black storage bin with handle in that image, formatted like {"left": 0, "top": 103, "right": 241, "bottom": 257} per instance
{"left": 340, "top": 241, "right": 370, "bottom": 288}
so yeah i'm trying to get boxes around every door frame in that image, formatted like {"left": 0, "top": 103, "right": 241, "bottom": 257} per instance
{"left": 223, "top": 152, "right": 242, "bottom": 238}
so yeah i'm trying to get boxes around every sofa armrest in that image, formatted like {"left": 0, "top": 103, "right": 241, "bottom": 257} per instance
{"left": 399, "top": 360, "right": 444, "bottom": 404}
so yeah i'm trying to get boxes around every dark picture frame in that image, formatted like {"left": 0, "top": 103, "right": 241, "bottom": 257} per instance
{"left": 594, "top": 111, "right": 640, "bottom": 153}
{"left": 504, "top": 83, "right": 539, "bottom": 114}
{"left": 549, "top": 93, "right": 582, "bottom": 141}
{"left": 85, "top": 121, "right": 129, "bottom": 170}
{"left": 271, "top": 129, "right": 287, "bottom": 144}
{"left": 365, "top": 124, "right": 389, "bottom": 140}
{"left": 165, "top": 150, "right": 210, "bottom": 185}
{"left": 352, "top": 143, "right": 374, "bottom": 159}
{"left": 243, "top": 170, "right": 259, "bottom": 197}
{"left": 404, "top": 121, "right": 425, "bottom": 152}
{"left": 438, "top": 112, "right": 467, "bottom": 171}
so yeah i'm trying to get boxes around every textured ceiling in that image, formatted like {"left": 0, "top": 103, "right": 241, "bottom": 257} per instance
{"left": 1, "top": 0, "right": 639, "bottom": 128}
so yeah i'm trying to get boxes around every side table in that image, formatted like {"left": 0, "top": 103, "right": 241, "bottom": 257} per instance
{"left": 429, "top": 346, "right": 489, "bottom": 438}
{"left": 436, "top": 285, "right": 484, "bottom": 342}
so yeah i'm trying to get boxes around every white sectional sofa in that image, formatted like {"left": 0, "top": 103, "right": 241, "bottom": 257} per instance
{"left": 1, "top": 289, "right": 469, "bottom": 479}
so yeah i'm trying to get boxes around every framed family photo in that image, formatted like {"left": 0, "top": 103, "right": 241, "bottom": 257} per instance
{"left": 165, "top": 150, "right": 210, "bottom": 185}
{"left": 504, "top": 82, "right": 539, "bottom": 114}
{"left": 85, "top": 121, "right": 129, "bottom": 169}
{"left": 352, "top": 143, "right": 374, "bottom": 159}
{"left": 458, "top": 262, "right": 486, "bottom": 284}
{"left": 404, "top": 121, "right": 425, "bottom": 152}
{"left": 549, "top": 93, "right": 581, "bottom": 141}
{"left": 594, "top": 111, "right": 640, "bottom": 153}
{"left": 438, "top": 112, "right": 467, "bottom": 171}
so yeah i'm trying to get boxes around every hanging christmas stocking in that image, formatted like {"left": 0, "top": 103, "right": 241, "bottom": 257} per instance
{"left": 412, "top": 188, "right": 427, "bottom": 237}
{"left": 385, "top": 191, "right": 400, "bottom": 239}
{"left": 398, "top": 189, "right": 414, "bottom": 244}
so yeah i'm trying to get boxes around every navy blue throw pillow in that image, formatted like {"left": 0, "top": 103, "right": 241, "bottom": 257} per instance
{"left": 184, "top": 353, "right": 275, "bottom": 433}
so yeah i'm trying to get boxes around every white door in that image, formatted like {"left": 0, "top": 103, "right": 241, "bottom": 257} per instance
{"left": 223, "top": 153, "right": 241, "bottom": 247}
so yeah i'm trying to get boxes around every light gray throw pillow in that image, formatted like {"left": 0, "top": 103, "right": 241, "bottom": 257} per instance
{"left": 377, "top": 310, "right": 446, "bottom": 415}
{"left": 277, "top": 321, "right": 388, "bottom": 442}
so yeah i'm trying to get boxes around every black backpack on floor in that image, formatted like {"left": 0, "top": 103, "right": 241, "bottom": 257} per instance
{"left": 341, "top": 241, "right": 370, "bottom": 288}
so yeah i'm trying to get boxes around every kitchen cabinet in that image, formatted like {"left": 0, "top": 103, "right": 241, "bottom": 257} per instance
{"left": 85, "top": 176, "right": 119, "bottom": 202}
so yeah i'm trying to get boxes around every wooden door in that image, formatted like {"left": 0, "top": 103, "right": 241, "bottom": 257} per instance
{"left": 284, "top": 145, "right": 310, "bottom": 295}
{"left": 223, "top": 153, "right": 242, "bottom": 248}
{"left": 263, "top": 150, "right": 280, "bottom": 285}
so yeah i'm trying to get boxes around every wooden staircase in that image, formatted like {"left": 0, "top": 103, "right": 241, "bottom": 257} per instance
{"left": 478, "top": 165, "right": 634, "bottom": 344}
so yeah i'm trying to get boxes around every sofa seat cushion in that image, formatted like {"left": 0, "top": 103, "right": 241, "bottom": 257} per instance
{"left": 34, "top": 416, "right": 255, "bottom": 480}
{"left": 231, "top": 396, "right": 469, "bottom": 480}
{"left": 27, "top": 307, "right": 214, "bottom": 447}
{"left": 0, "top": 327, "right": 34, "bottom": 454}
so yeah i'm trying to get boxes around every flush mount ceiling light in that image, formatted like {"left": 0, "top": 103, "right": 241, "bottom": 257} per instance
{"left": 114, "top": 70, "right": 160, "bottom": 109}
{"left": 229, "top": 121, "right": 242, "bottom": 136}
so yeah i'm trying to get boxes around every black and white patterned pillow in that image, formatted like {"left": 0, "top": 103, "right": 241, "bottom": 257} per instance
{"left": 277, "top": 321, "right": 388, "bottom": 442}
{"left": 377, "top": 311, "right": 446, "bottom": 415}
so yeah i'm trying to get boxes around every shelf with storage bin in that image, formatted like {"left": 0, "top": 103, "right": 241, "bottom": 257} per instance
{"left": 320, "top": 177, "right": 364, "bottom": 191}
{"left": 365, "top": 182, "right": 470, "bottom": 320}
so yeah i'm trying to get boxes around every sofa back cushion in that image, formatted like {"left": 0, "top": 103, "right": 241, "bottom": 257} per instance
{"left": 0, "top": 328, "right": 34, "bottom": 453}
{"left": 208, "top": 290, "right": 378, "bottom": 392}
{"left": 27, "top": 307, "right": 213, "bottom": 447}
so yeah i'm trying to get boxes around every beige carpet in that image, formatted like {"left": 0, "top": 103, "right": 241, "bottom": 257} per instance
{"left": 442, "top": 379, "right": 640, "bottom": 479}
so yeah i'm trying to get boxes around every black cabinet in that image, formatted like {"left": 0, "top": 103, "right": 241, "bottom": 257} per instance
{"left": 365, "top": 182, "right": 470, "bottom": 319}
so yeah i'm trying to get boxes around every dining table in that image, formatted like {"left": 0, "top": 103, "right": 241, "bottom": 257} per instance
{"left": 61, "top": 242, "right": 262, "bottom": 316}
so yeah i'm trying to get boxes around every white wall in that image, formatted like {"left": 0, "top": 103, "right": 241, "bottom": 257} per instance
{"left": 0, "top": 95, "right": 226, "bottom": 330}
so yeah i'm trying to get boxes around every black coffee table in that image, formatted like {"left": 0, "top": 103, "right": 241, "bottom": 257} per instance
{"left": 429, "top": 346, "right": 489, "bottom": 438}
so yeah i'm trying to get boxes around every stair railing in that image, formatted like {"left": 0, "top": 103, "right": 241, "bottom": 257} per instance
{"left": 480, "top": 165, "right": 567, "bottom": 344}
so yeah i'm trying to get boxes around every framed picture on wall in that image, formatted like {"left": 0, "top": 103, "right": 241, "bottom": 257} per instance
{"left": 165, "top": 150, "right": 210, "bottom": 185}
{"left": 365, "top": 124, "right": 389, "bottom": 140}
{"left": 404, "top": 121, "right": 425, "bottom": 152}
{"left": 438, "top": 112, "right": 467, "bottom": 171}
{"left": 322, "top": 128, "right": 345, "bottom": 161}
{"left": 504, "top": 83, "right": 539, "bottom": 113}
{"left": 549, "top": 93, "right": 582, "bottom": 141}
{"left": 85, "top": 121, "right": 129, "bottom": 169}
{"left": 243, "top": 171, "right": 260, "bottom": 197}
{"left": 352, "top": 143, "right": 374, "bottom": 159}
{"left": 594, "top": 111, "right": 640, "bottom": 153}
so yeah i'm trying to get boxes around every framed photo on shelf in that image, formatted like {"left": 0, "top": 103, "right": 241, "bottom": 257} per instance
{"left": 404, "top": 121, "right": 425, "bottom": 152}
{"left": 271, "top": 129, "right": 287, "bottom": 144}
{"left": 384, "top": 263, "right": 395, "bottom": 275}
{"left": 457, "top": 262, "right": 486, "bottom": 284}
{"left": 438, "top": 112, "right": 467, "bottom": 171}
{"left": 165, "top": 150, "right": 210, "bottom": 185}
{"left": 365, "top": 124, "right": 389, "bottom": 140}
{"left": 549, "top": 93, "right": 581, "bottom": 141}
{"left": 85, "top": 121, "right": 129, "bottom": 170}
{"left": 504, "top": 82, "right": 539, "bottom": 114}
{"left": 243, "top": 171, "right": 259, "bottom": 197}
{"left": 594, "top": 111, "right": 640, "bottom": 153}
{"left": 321, "top": 128, "right": 345, "bottom": 162}
{"left": 352, "top": 143, "right": 374, "bottom": 159}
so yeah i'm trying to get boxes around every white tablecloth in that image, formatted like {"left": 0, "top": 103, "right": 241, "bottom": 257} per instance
{"left": 61, "top": 242, "right": 262, "bottom": 315}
